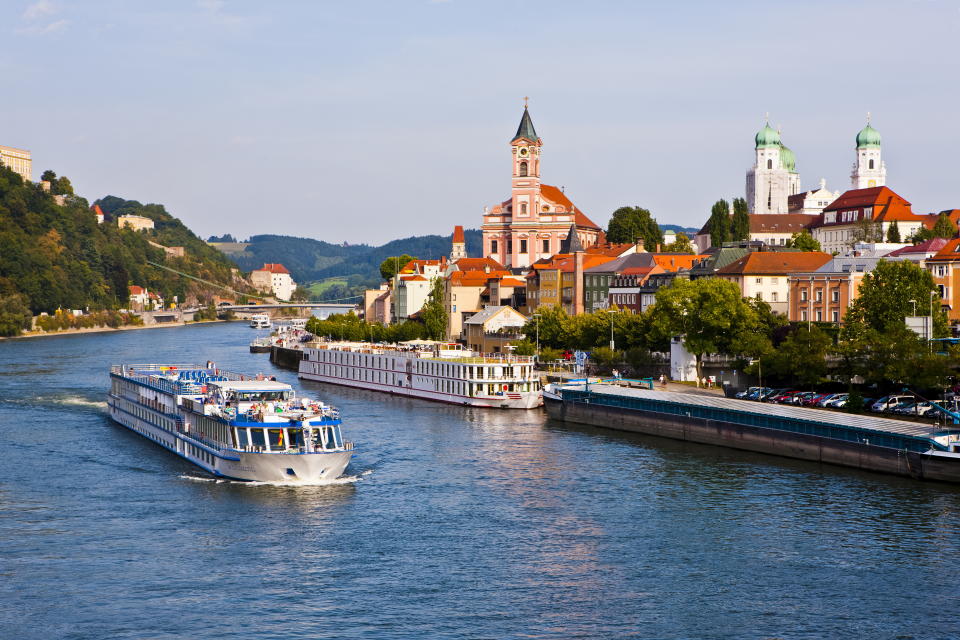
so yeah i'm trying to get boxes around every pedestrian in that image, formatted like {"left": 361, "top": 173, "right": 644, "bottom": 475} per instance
{"left": 659, "top": 374, "right": 666, "bottom": 387}
{"left": 612, "top": 368, "right": 619, "bottom": 380}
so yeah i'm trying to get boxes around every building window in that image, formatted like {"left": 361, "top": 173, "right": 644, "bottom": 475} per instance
{"left": 770, "top": 277, "right": 778, "bottom": 284}
{"left": 832, "top": 289, "right": 840, "bottom": 302}
{"left": 520, "top": 239, "right": 527, "bottom": 254}
{"left": 771, "top": 291, "right": 778, "bottom": 302}
{"left": 801, "top": 290, "right": 807, "bottom": 301}
{"left": 491, "top": 240, "right": 498, "bottom": 254}
{"left": 755, "top": 277, "right": 763, "bottom": 284}
{"left": 869, "top": 159, "right": 874, "bottom": 170}
{"left": 542, "top": 239, "right": 549, "bottom": 253}
{"left": 816, "top": 310, "right": 822, "bottom": 322}
{"left": 519, "top": 161, "right": 528, "bottom": 177}
{"left": 815, "top": 290, "right": 823, "bottom": 302}
{"left": 767, "top": 159, "right": 772, "bottom": 170}
{"left": 520, "top": 203, "right": 527, "bottom": 215}
{"left": 832, "top": 311, "right": 839, "bottom": 322}
{"left": 801, "top": 310, "right": 807, "bottom": 321}
{"left": 507, "top": 239, "right": 513, "bottom": 254}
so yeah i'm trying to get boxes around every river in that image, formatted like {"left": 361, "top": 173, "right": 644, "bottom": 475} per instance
{"left": 1, "top": 322, "right": 958, "bottom": 639}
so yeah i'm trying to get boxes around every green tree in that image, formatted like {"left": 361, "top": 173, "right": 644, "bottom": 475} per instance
{"left": 521, "top": 305, "right": 573, "bottom": 350}
{"left": 707, "top": 199, "right": 730, "bottom": 248}
{"left": 40, "top": 169, "right": 57, "bottom": 183}
{"left": 511, "top": 339, "right": 537, "bottom": 356}
{"left": 730, "top": 197, "right": 750, "bottom": 241}
{"left": 664, "top": 232, "right": 694, "bottom": 253}
{"left": 0, "top": 293, "right": 33, "bottom": 336}
{"left": 420, "top": 277, "right": 448, "bottom": 340}
{"left": 886, "top": 221, "right": 902, "bottom": 243}
{"left": 845, "top": 259, "right": 946, "bottom": 336}
{"left": 932, "top": 212, "right": 957, "bottom": 239}
{"left": 52, "top": 176, "right": 74, "bottom": 196}
{"left": 765, "top": 326, "right": 832, "bottom": 387}
{"left": 290, "top": 286, "right": 311, "bottom": 302}
{"left": 785, "top": 230, "right": 822, "bottom": 252}
{"left": 907, "top": 226, "right": 935, "bottom": 244}
{"left": 646, "top": 277, "right": 758, "bottom": 379}
{"left": 852, "top": 217, "right": 883, "bottom": 244}
{"left": 379, "top": 254, "right": 417, "bottom": 282}
{"left": 606, "top": 206, "right": 662, "bottom": 248}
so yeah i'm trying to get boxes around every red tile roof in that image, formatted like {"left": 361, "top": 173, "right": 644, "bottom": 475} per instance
{"left": 716, "top": 251, "right": 832, "bottom": 275}
{"left": 920, "top": 210, "right": 960, "bottom": 231}
{"left": 539, "top": 184, "right": 601, "bottom": 229}
{"left": 128, "top": 285, "right": 145, "bottom": 295}
{"left": 92, "top": 204, "right": 105, "bottom": 217}
{"left": 928, "top": 238, "right": 960, "bottom": 262}
{"left": 820, "top": 186, "right": 921, "bottom": 224}
{"left": 749, "top": 214, "right": 819, "bottom": 233}
{"left": 256, "top": 263, "right": 290, "bottom": 274}
{"left": 452, "top": 257, "right": 505, "bottom": 271}
{"left": 885, "top": 237, "right": 950, "bottom": 256}
{"left": 452, "top": 225, "right": 465, "bottom": 244}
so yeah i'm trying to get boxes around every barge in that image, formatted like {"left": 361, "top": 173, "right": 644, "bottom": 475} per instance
{"left": 544, "top": 383, "right": 960, "bottom": 482}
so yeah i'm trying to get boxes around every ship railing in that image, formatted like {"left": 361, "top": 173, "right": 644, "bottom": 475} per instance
{"left": 233, "top": 442, "right": 355, "bottom": 454}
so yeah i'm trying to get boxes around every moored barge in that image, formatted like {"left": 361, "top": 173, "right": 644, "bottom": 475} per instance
{"left": 544, "top": 383, "right": 960, "bottom": 482}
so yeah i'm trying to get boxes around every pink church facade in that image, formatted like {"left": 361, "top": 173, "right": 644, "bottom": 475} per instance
{"left": 482, "top": 106, "right": 602, "bottom": 269}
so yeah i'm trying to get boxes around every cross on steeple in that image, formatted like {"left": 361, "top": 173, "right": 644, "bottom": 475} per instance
{"left": 866, "top": 111, "right": 872, "bottom": 124}
{"left": 523, "top": 96, "right": 529, "bottom": 109}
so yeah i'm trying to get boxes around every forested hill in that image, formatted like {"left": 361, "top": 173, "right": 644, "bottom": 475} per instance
{"left": 222, "top": 229, "right": 483, "bottom": 285}
{"left": 0, "top": 164, "right": 239, "bottom": 314}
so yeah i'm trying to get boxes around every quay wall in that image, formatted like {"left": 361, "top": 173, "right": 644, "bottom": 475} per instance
{"left": 546, "top": 398, "right": 960, "bottom": 483}
{"left": 270, "top": 346, "right": 303, "bottom": 371}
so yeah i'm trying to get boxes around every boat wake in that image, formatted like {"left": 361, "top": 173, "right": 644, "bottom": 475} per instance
{"left": 3, "top": 394, "right": 107, "bottom": 411}
{"left": 178, "top": 469, "right": 372, "bottom": 487}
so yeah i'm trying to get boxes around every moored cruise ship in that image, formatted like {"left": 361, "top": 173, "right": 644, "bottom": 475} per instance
{"left": 108, "top": 363, "right": 355, "bottom": 482}
{"left": 299, "top": 341, "right": 542, "bottom": 409}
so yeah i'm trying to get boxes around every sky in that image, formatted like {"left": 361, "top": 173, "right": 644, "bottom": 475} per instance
{"left": 4, "top": 0, "right": 960, "bottom": 245}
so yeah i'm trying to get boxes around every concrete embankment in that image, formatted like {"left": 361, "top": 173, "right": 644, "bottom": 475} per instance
{"left": 270, "top": 345, "right": 303, "bottom": 371}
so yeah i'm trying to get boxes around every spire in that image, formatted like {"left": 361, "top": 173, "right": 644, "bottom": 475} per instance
{"left": 512, "top": 103, "right": 539, "bottom": 143}
{"left": 560, "top": 224, "right": 584, "bottom": 254}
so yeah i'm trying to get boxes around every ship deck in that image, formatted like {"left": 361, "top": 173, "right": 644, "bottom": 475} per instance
{"left": 556, "top": 384, "right": 960, "bottom": 442}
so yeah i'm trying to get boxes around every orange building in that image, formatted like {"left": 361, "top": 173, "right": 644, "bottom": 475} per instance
{"left": 716, "top": 251, "right": 832, "bottom": 315}
{"left": 788, "top": 255, "right": 886, "bottom": 324}
{"left": 926, "top": 238, "right": 960, "bottom": 327}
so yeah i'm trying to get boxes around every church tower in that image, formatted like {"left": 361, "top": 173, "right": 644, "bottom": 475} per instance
{"left": 510, "top": 103, "right": 542, "bottom": 226}
{"left": 747, "top": 121, "right": 800, "bottom": 213}
{"left": 745, "top": 120, "right": 801, "bottom": 214}
{"left": 851, "top": 115, "right": 886, "bottom": 189}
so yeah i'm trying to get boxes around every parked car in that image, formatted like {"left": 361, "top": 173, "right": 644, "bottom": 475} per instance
{"left": 872, "top": 395, "right": 913, "bottom": 413}
{"left": 748, "top": 387, "right": 774, "bottom": 400}
{"left": 737, "top": 387, "right": 760, "bottom": 399}
{"left": 791, "top": 392, "right": 818, "bottom": 405}
{"left": 758, "top": 388, "right": 784, "bottom": 401}
{"left": 821, "top": 393, "right": 848, "bottom": 408}
{"left": 770, "top": 390, "right": 800, "bottom": 403}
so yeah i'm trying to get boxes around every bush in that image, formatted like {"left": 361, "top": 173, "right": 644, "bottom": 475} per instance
{"left": 0, "top": 293, "right": 32, "bottom": 336}
{"left": 845, "top": 390, "right": 865, "bottom": 414}
{"left": 539, "top": 347, "right": 563, "bottom": 363}
{"left": 590, "top": 346, "right": 623, "bottom": 370}
{"left": 511, "top": 339, "right": 537, "bottom": 356}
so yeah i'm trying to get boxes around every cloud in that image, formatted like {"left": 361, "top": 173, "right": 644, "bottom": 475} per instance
{"left": 22, "top": 0, "right": 56, "bottom": 20}
{"left": 17, "top": 18, "right": 67, "bottom": 35}
{"left": 18, "top": 0, "right": 67, "bottom": 35}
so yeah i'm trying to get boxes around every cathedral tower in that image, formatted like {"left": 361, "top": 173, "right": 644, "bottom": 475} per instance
{"left": 510, "top": 104, "right": 542, "bottom": 225}
{"left": 851, "top": 115, "right": 886, "bottom": 189}
{"left": 745, "top": 121, "right": 801, "bottom": 214}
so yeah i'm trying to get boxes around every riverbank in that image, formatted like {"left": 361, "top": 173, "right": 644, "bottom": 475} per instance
{"left": 0, "top": 318, "right": 232, "bottom": 341}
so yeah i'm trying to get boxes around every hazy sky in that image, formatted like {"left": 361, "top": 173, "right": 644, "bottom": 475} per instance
{"left": 4, "top": 1, "right": 960, "bottom": 245}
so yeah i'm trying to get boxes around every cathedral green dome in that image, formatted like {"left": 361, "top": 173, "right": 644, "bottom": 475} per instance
{"left": 780, "top": 144, "right": 796, "bottom": 172}
{"left": 856, "top": 123, "right": 881, "bottom": 148}
{"left": 755, "top": 122, "right": 780, "bottom": 149}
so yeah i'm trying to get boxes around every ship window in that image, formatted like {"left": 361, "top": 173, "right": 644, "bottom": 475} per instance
{"left": 268, "top": 429, "right": 285, "bottom": 450}
{"left": 250, "top": 429, "right": 266, "bottom": 449}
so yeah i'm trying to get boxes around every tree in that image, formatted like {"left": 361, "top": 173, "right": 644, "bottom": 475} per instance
{"left": 886, "top": 221, "right": 902, "bottom": 243}
{"left": 52, "top": 176, "right": 74, "bottom": 196}
{"left": 0, "top": 293, "right": 32, "bottom": 336}
{"left": 290, "top": 286, "right": 311, "bottom": 302}
{"left": 379, "top": 254, "right": 417, "bottom": 282}
{"left": 730, "top": 197, "right": 750, "bottom": 241}
{"left": 664, "top": 232, "right": 694, "bottom": 253}
{"left": 646, "top": 277, "right": 759, "bottom": 379}
{"left": 785, "top": 230, "right": 822, "bottom": 252}
{"left": 708, "top": 199, "right": 730, "bottom": 248}
{"left": 907, "top": 226, "right": 935, "bottom": 244}
{"left": 420, "top": 277, "right": 448, "bottom": 340}
{"left": 765, "top": 326, "right": 832, "bottom": 387}
{"left": 845, "top": 259, "right": 947, "bottom": 337}
{"left": 40, "top": 170, "right": 57, "bottom": 183}
{"left": 606, "top": 206, "right": 662, "bottom": 248}
{"left": 932, "top": 212, "right": 957, "bottom": 239}
{"left": 852, "top": 217, "right": 883, "bottom": 244}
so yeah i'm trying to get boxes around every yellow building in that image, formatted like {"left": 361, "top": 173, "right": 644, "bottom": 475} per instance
{"left": 0, "top": 145, "right": 32, "bottom": 181}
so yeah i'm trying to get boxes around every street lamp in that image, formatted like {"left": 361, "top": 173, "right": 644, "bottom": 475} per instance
{"left": 930, "top": 290, "right": 937, "bottom": 349}
{"left": 909, "top": 299, "right": 917, "bottom": 317}
{"left": 609, "top": 310, "right": 615, "bottom": 350}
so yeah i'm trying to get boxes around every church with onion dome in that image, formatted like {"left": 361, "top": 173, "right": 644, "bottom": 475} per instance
{"left": 745, "top": 116, "right": 888, "bottom": 215}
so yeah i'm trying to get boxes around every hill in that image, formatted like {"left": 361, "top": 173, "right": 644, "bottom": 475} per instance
{"left": 221, "top": 229, "right": 483, "bottom": 300}
{"left": 660, "top": 224, "right": 700, "bottom": 235}
{"left": 0, "top": 163, "right": 243, "bottom": 333}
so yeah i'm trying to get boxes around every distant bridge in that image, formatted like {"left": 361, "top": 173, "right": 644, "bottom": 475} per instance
{"left": 224, "top": 303, "right": 357, "bottom": 312}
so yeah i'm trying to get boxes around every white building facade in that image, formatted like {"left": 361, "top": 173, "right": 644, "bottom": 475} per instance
{"left": 850, "top": 118, "right": 886, "bottom": 189}
{"left": 746, "top": 122, "right": 801, "bottom": 214}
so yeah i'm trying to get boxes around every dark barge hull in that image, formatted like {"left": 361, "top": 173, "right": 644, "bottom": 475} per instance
{"left": 544, "top": 394, "right": 960, "bottom": 483}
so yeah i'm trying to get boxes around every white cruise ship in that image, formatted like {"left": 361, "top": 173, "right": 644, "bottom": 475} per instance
{"left": 249, "top": 313, "right": 271, "bottom": 329}
{"left": 299, "top": 341, "right": 542, "bottom": 409}
{"left": 108, "top": 363, "right": 355, "bottom": 482}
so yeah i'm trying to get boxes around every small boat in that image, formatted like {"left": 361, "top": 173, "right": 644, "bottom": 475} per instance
{"left": 249, "top": 314, "right": 271, "bottom": 329}
{"left": 249, "top": 336, "right": 274, "bottom": 353}
{"left": 108, "top": 363, "right": 355, "bottom": 482}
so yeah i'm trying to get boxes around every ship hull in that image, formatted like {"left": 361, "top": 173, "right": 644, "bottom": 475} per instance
{"left": 544, "top": 394, "right": 960, "bottom": 483}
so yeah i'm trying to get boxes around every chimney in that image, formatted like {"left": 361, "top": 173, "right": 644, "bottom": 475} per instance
{"left": 656, "top": 243, "right": 661, "bottom": 253}
{"left": 573, "top": 250, "right": 585, "bottom": 315}
{"left": 637, "top": 239, "right": 646, "bottom": 253}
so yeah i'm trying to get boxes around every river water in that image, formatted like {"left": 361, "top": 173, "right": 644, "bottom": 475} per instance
{"left": 1, "top": 322, "right": 959, "bottom": 639}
